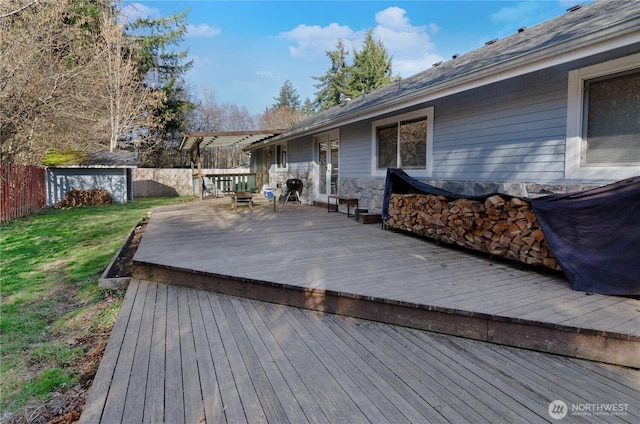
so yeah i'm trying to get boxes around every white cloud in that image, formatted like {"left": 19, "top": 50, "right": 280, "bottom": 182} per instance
{"left": 490, "top": 2, "right": 543, "bottom": 24}
{"left": 427, "top": 23, "right": 441, "bottom": 34}
{"left": 120, "top": 3, "right": 160, "bottom": 23}
{"left": 373, "top": 7, "right": 441, "bottom": 77}
{"left": 187, "top": 23, "right": 222, "bottom": 38}
{"left": 394, "top": 53, "right": 445, "bottom": 76}
{"left": 279, "top": 23, "right": 359, "bottom": 60}
{"left": 279, "top": 7, "right": 442, "bottom": 77}
{"left": 256, "top": 70, "right": 277, "bottom": 80}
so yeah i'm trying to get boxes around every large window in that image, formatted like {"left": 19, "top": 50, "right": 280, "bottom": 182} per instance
{"left": 373, "top": 107, "right": 433, "bottom": 176}
{"left": 566, "top": 53, "right": 640, "bottom": 180}
{"left": 583, "top": 70, "right": 639, "bottom": 165}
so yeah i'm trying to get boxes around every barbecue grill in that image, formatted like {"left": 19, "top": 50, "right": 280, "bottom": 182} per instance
{"left": 283, "top": 178, "right": 303, "bottom": 204}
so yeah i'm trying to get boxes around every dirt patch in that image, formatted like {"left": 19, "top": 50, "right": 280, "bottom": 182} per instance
{"left": 4, "top": 222, "right": 145, "bottom": 424}
{"left": 37, "top": 331, "right": 111, "bottom": 424}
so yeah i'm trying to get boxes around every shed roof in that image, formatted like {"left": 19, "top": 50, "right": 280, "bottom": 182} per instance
{"left": 48, "top": 151, "right": 139, "bottom": 168}
{"left": 246, "top": 0, "right": 640, "bottom": 149}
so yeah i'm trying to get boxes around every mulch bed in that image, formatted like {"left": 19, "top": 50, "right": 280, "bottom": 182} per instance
{"left": 106, "top": 218, "right": 147, "bottom": 279}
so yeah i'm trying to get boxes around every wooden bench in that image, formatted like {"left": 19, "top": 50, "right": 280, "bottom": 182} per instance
{"left": 327, "top": 195, "right": 359, "bottom": 217}
{"left": 231, "top": 192, "right": 254, "bottom": 211}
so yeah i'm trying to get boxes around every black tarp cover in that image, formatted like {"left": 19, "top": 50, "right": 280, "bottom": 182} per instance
{"left": 381, "top": 168, "right": 515, "bottom": 220}
{"left": 530, "top": 176, "right": 640, "bottom": 296}
{"left": 382, "top": 169, "right": 640, "bottom": 295}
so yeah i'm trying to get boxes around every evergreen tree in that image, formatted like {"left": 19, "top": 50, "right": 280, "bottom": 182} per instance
{"left": 348, "top": 30, "right": 394, "bottom": 97}
{"left": 301, "top": 97, "right": 316, "bottom": 116}
{"left": 126, "top": 9, "right": 195, "bottom": 166}
{"left": 272, "top": 80, "right": 301, "bottom": 110}
{"left": 312, "top": 39, "right": 349, "bottom": 111}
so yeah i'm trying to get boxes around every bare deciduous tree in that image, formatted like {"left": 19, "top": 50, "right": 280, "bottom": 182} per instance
{"left": 1, "top": 0, "right": 164, "bottom": 164}
{"left": 1, "top": 0, "right": 108, "bottom": 163}
{"left": 259, "top": 106, "right": 304, "bottom": 130}
{"left": 99, "top": 10, "right": 156, "bottom": 152}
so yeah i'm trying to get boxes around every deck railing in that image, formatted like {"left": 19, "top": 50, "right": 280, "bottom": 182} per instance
{"left": 196, "top": 173, "right": 257, "bottom": 197}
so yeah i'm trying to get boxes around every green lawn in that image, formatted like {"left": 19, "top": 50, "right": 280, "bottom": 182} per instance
{"left": 0, "top": 197, "right": 193, "bottom": 419}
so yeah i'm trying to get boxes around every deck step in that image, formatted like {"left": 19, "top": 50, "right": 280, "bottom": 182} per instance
{"left": 133, "top": 261, "right": 640, "bottom": 368}
{"left": 358, "top": 212, "right": 382, "bottom": 224}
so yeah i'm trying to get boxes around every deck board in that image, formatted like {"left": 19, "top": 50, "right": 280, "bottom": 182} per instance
{"left": 133, "top": 200, "right": 639, "bottom": 338}
{"left": 164, "top": 284, "right": 185, "bottom": 424}
{"left": 198, "top": 291, "right": 245, "bottom": 424}
{"left": 189, "top": 289, "right": 224, "bottom": 424}
{"left": 81, "top": 199, "right": 640, "bottom": 422}
{"left": 123, "top": 280, "right": 155, "bottom": 423}
{"left": 81, "top": 279, "right": 640, "bottom": 423}
{"left": 143, "top": 281, "right": 166, "bottom": 424}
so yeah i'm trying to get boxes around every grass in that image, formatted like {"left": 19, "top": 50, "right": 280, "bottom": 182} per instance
{"left": 0, "top": 196, "right": 193, "bottom": 418}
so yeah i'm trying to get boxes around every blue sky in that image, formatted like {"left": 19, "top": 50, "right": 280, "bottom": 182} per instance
{"left": 122, "top": 1, "right": 589, "bottom": 116}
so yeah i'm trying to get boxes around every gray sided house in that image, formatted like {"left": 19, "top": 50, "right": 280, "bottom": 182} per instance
{"left": 46, "top": 151, "right": 137, "bottom": 206}
{"left": 246, "top": 0, "right": 640, "bottom": 210}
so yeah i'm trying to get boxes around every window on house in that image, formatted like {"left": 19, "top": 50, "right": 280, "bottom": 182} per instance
{"left": 399, "top": 118, "right": 428, "bottom": 168}
{"left": 276, "top": 144, "right": 287, "bottom": 169}
{"left": 375, "top": 109, "right": 431, "bottom": 171}
{"left": 566, "top": 53, "right": 640, "bottom": 179}
{"left": 377, "top": 125, "right": 397, "bottom": 168}
{"left": 582, "top": 70, "right": 640, "bottom": 166}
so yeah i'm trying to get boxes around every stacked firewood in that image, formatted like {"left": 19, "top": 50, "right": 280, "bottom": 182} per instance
{"left": 386, "top": 193, "right": 561, "bottom": 270}
{"left": 56, "top": 188, "right": 113, "bottom": 208}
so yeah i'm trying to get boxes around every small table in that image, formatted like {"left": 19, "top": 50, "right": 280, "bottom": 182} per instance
{"left": 328, "top": 195, "right": 359, "bottom": 218}
{"left": 231, "top": 192, "right": 253, "bottom": 211}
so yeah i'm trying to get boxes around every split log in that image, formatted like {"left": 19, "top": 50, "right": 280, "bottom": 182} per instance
{"left": 385, "top": 193, "right": 561, "bottom": 271}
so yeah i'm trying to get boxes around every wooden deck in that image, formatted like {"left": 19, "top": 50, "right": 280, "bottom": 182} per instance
{"left": 81, "top": 278, "right": 640, "bottom": 423}
{"left": 131, "top": 198, "right": 640, "bottom": 367}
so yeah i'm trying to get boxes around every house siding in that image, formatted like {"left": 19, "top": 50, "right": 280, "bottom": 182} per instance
{"left": 338, "top": 51, "right": 639, "bottom": 197}
{"left": 337, "top": 67, "right": 570, "bottom": 184}
{"left": 339, "top": 121, "right": 372, "bottom": 179}
{"left": 287, "top": 135, "right": 313, "bottom": 173}
{"left": 430, "top": 67, "right": 568, "bottom": 182}
{"left": 256, "top": 44, "right": 639, "bottom": 208}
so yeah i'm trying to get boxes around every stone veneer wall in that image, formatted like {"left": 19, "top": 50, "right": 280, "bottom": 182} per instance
{"left": 268, "top": 172, "right": 314, "bottom": 204}
{"left": 385, "top": 193, "right": 561, "bottom": 271}
{"left": 339, "top": 178, "right": 605, "bottom": 211}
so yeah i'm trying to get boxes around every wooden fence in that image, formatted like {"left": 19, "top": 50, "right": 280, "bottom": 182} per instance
{"left": 1, "top": 164, "right": 46, "bottom": 223}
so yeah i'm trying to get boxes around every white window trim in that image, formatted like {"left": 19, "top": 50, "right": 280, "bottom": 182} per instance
{"left": 274, "top": 142, "right": 288, "bottom": 171}
{"left": 371, "top": 106, "right": 434, "bottom": 178}
{"left": 565, "top": 53, "right": 640, "bottom": 180}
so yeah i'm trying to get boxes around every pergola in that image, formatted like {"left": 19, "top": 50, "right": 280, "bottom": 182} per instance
{"left": 179, "top": 130, "right": 285, "bottom": 152}
{"left": 180, "top": 130, "right": 285, "bottom": 199}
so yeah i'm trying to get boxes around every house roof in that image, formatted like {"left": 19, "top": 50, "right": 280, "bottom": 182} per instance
{"left": 246, "top": 0, "right": 640, "bottom": 150}
{"left": 180, "top": 130, "right": 286, "bottom": 151}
